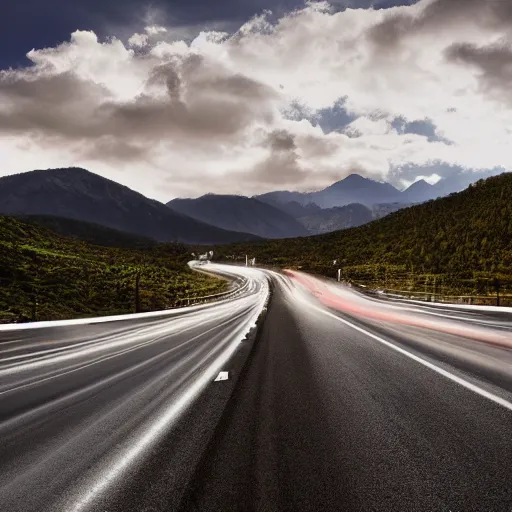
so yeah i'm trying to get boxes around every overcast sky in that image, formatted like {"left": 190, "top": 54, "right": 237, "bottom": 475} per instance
{"left": 1, "top": 0, "right": 510, "bottom": 200}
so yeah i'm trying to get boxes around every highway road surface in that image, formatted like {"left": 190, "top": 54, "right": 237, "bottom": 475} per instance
{"left": 1, "top": 264, "right": 512, "bottom": 511}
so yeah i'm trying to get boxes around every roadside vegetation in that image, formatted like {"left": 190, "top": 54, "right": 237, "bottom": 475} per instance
{"left": 15, "top": 214, "right": 157, "bottom": 249}
{"left": 215, "top": 173, "right": 512, "bottom": 303}
{"left": 0, "top": 216, "right": 226, "bottom": 323}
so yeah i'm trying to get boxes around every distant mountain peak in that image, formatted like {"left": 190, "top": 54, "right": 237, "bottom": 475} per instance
{"left": 343, "top": 173, "right": 371, "bottom": 182}
{"left": 317, "top": 173, "right": 400, "bottom": 207}
{"left": 0, "top": 167, "right": 261, "bottom": 244}
{"left": 406, "top": 179, "right": 432, "bottom": 190}
{"left": 167, "top": 194, "right": 308, "bottom": 239}
{"left": 27, "top": 167, "right": 99, "bottom": 181}
{"left": 328, "top": 174, "right": 371, "bottom": 188}
{"left": 402, "top": 178, "right": 438, "bottom": 203}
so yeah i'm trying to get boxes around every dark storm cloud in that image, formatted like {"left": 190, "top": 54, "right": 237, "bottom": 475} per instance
{"left": 265, "top": 130, "right": 297, "bottom": 151}
{"left": 0, "top": 71, "right": 108, "bottom": 104}
{"left": 253, "top": 129, "right": 303, "bottom": 185}
{"left": 148, "top": 63, "right": 183, "bottom": 100}
{"left": 149, "top": 55, "right": 276, "bottom": 105}
{"left": 199, "top": 73, "right": 274, "bottom": 100}
{"left": 251, "top": 129, "right": 345, "bottom": 189}
{"left": 82, "top": 137, "right": 148, "bottom": 161}
{"left": 101, "top": 93, "right": 258, "bottom": 139}
{"left": 251, "top": 128, "right": 339, "bottom": 189}
{"left": 299, "top": 134, "right": 340, "bottom": 159}
{"left": 368, "top": 11, "right": 414, "bottom": 48}
{"left": 251, "top": 150, "right": 307, "bottom": 185}
{"left": 368, "top": 0, "right": 512, "bottom": 50}
{"left": 250, "top": 151, "right": 371, "bottom": 190}
{"left": 0, "top": 71, "right": 111, "bottom": 138}
{"left": 419, "top": 0, "right": 512, "bottom": 31}
{"left": 445, "top": 42, "right": 512, "bottom": 105}
{"left": 0, "top": 55, "right": 277, "bottom": 159}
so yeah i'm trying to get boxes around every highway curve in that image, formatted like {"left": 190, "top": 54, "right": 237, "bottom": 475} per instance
{"left": 0, "top": 264, "right": 269, "bottom": 512}
{"left": 179, "top": 269, "right": 512, "bottom": 511}
{"left": 1, "top": 264, "right": 512, "bottom": 511}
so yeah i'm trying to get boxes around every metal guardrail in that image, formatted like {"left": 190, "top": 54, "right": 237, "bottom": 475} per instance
{"left": 350, "top": 282, "right": 512, "bottom": 307}
{"left": 172, "top": 273, "right": 249, "bottom": 308}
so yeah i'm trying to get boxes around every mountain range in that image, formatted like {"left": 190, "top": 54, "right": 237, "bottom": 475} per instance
{"left": 0, "top": 167, "right": 501, "bottom": 243}
{"left": 170, "top": 174, "right": 456, "bottom": 237}
{"left": 255, "top": 173, "right": 449, "bottom": 209}
{"left": 0, "top": 168, "right": 260, "bottom": 245}
{"left": 213, "top": 172, "right": 512, "bottom": 297}
{"left": 167, "top": 194, "right": 308, "bottom": 239}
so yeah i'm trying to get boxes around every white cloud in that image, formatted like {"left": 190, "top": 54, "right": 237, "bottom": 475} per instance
{"left": 144, "top": 25, "right": 168, "bottom": 36}
{"left": 418, "top": 173, "right": 442, "bottom": 185}
{"left": 0, "top": 0, "right": 511, "bottom": 200}
{"left": 128, "top": 33, "right": 149, "bottom": 48}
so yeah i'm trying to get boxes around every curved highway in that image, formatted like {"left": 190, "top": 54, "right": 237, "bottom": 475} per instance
{"left": 0, "top": 264, "right": 269, "bottom": 512}
{"left": 1, "top": 264, "right": 512, "bottom": 511}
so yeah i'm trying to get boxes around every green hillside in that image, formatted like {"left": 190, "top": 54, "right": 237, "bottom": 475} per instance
{"left": 16, "top": 214, "right": 156, "bottom": 248}
{"left": 0, "top": 216, "right": 225, "bottom": 323}
{"left": 215, "top": 173, "right": 512, "bottom": 300}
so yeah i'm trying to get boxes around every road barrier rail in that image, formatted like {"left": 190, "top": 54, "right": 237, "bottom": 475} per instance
{"left": 350, "top": 283, "right": 512, "bottom": 307}
{"left": 173, "top": 268, "right": 250, "bottom": 308}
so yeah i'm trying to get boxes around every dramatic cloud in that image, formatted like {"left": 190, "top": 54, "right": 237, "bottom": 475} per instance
{"left": 128, "top": 33, "right": 149, "bottom": 48}
{"left": 445, "top": 41, "right": 512, "bottom": 106}
{"left": 0, "top": 0, "right": 511, "bottom": 199}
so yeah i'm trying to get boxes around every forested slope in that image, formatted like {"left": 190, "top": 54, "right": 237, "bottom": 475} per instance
{"left": 216, "top": 174, "right": 512, "bottom": 296}
{"left": 0, "top": 216, "right": 225, "bottom": 323}
{"left": 16, "top": 215, "right": 156, "bottom": 248}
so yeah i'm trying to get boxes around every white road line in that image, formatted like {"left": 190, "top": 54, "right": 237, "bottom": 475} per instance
{"left": 0, "top": 267, "right": 247, "bottom": 333}
{"left": 0, "top": 304, "right": 200, "bottom": 332}
{"left": 62, "top": 268, "right": 269, "bottom": 512}
{"left": 309, "top": 304, "right": 512, "bottom": 413}
{"left": 0, "top": 308, "right": 250, "bottom": 397}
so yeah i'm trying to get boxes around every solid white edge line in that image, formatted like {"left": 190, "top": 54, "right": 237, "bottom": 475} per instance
{"left": 309, "top": 304, "right": 512, "bottom": 413}
{"left": 64, "top": 268, "right": 270, "bottom": 512}
{"left": 0, "top": 306, "right": 251, "bottom": 396}
{"left": 0, "top": 301, "right": 213, "bottom": 332}
{"left": 0, "top": 262, "right": 249, "bottom": 333}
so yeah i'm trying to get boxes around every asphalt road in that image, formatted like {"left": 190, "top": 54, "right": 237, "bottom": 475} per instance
{"left": 180, "top": 270, "right": 512, "bottom": 511}
{"left": 0, "top": 264, "right": 269, "bottom": 512}
{"left": 1, "top": 264, "right": 512, "bottom": 511}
